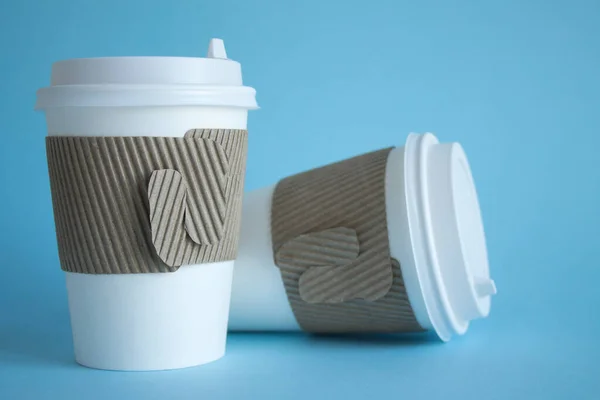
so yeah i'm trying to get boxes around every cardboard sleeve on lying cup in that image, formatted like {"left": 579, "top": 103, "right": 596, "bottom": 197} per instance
{"left": 229, "top": 133, "right": 497, "bottom": 341}
{"left": 46, "top": 129, "right": 247, "bottom": 274}
{"left": 271, "top": 147, "right": 422, "bottom": 333}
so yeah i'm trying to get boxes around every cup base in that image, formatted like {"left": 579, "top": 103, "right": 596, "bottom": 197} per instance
{"left": 66, "top": 260, "right": 234, "bottom": 371}
{"left": 74, "top": 345, "right": 226, "bottom": 372}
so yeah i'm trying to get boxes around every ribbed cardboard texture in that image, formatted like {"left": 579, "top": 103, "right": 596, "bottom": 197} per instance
{"left": 271, "top": 148, "right": 423, "bottom": 333}
{"left": 275, "top": 227, "right": 394, "bottom": 303}
{"left": 46, "top": 129, "right": 247, "bottom": 274}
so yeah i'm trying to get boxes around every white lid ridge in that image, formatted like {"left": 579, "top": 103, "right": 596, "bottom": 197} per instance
{"left": 35, "top": 38, "right": 258, "bottom": 109}
{"left": 404, "top": 133, "right": 496, "bottom": 341}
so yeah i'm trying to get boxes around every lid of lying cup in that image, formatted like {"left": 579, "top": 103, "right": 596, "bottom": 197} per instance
{"left": 403, "top": 133, "right": 496, "bottom": 341}
{"left": 35, "top": 39, "right": 258, "bottom": 110}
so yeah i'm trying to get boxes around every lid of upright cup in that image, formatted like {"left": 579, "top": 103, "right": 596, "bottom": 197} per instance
{"left": 404, "top": 133, "right": 496, "bottom": 341}
{"left": 35, "top": 39, "right": 258, "bottom": 109}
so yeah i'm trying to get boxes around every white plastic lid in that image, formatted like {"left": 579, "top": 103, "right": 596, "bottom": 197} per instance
{"left": 404, "top": 133, "right": 496, "bottom": 341}
{"left": 35, "top": 39, "right": 258, "bottom": 109}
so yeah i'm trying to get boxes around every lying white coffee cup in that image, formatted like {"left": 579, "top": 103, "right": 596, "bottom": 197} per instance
{"left": 228, "top": 133, "right": 496, "bottom": 340}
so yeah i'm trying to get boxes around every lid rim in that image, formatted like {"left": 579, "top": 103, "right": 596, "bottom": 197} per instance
{"left": 449, "top": 144, "right": 492, "bottom": 318}
{"left": 404, "top": 132, "right": 494, "bottom": 341}
{"left": 35, "top": 85, "right": 258, "bottom": 110}
{"left": 416, "top": 133, "right": 468, "bottom": 337}
{"left": 404, "top": 133, "right": 455, "bottom": 341}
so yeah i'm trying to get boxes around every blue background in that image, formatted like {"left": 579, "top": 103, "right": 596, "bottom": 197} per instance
{"left": 1, "top": 0, "right": 599, "bottom": 398}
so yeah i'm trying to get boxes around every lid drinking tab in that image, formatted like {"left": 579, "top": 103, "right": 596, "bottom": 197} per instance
{"left": 207, "top": 39, "right": 228, "bottom": 59}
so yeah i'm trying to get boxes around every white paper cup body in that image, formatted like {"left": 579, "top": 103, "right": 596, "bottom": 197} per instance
{"left": 229, "top": 135, "right": 495, "bottom": 340}
{"left": 38, "top": 44, "right": 256, "bottom": 370}
{"left": 45, "top": 105, "right": 247, "bottom": 371}
{"left": 229, "top": 185, "right": 301, "bottom": 331}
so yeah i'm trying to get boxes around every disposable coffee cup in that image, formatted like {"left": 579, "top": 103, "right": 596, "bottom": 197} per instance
{"left": 229, "top": 133, "right": 496, "bottom": 340}
{"left": 35, "top": 39, "right": 258, "bottom": 370}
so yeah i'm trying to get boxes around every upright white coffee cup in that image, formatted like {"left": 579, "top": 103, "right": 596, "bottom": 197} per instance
{"left": 36, "top": 39, "right": 258, "bottom": 370}
{"left": 228, "top": 133, "right": 496, "bottom": 341}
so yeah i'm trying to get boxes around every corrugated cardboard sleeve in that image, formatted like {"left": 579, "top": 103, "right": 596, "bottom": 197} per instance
{"left": 46, "top": 129, "right": 247, "bottom": 274}
{"left": 271, "top": 148, "right": 423, "bottom": 333}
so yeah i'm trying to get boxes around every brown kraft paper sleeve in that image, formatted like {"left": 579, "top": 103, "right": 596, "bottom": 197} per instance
{"left": 271, "top": 148, "right": 424, "bottom": 333}
{"left": 45, "top": 129, "right": 247, "bottom": 274}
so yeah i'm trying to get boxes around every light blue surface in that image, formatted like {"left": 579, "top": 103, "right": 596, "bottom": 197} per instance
{"left": 1, "top": 0, "right": 599, "bottom": 398}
